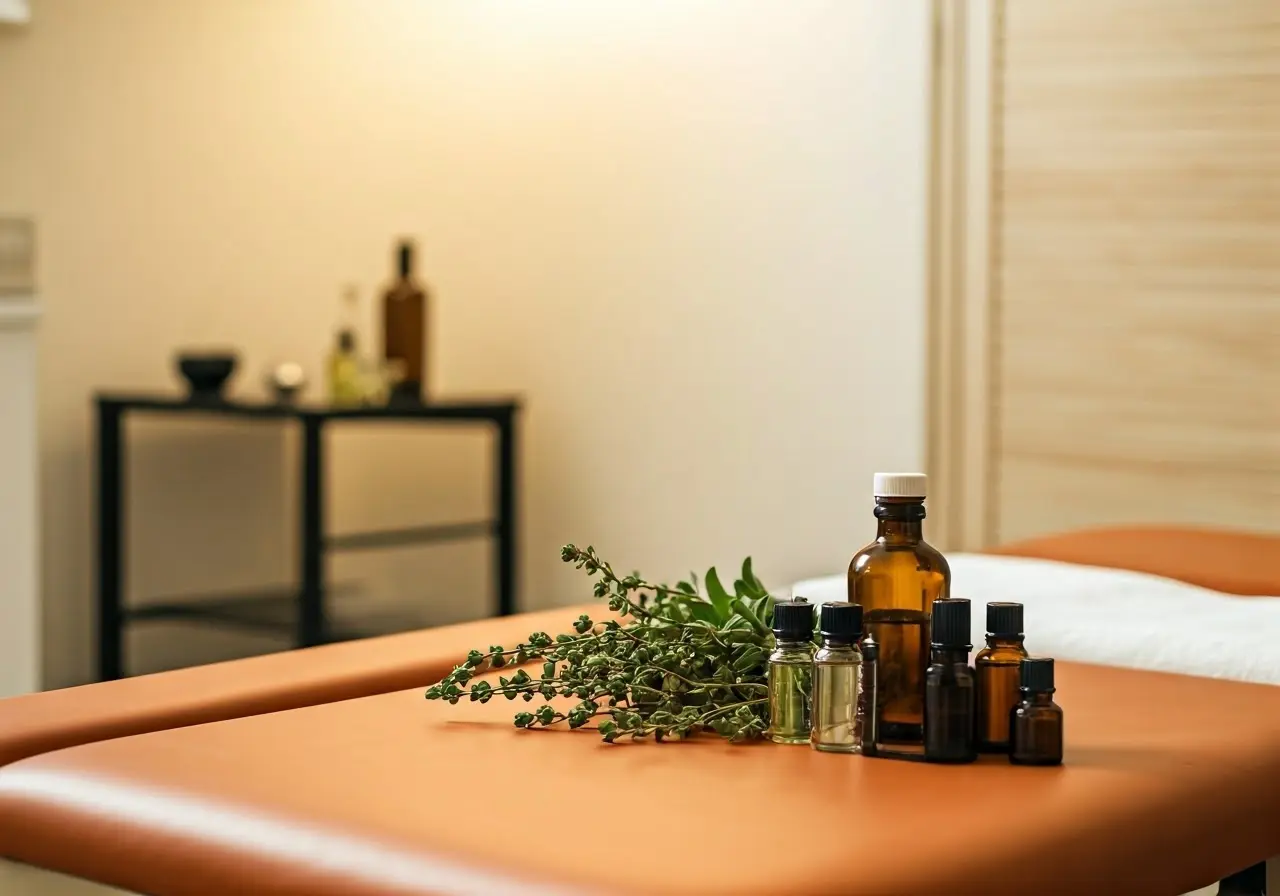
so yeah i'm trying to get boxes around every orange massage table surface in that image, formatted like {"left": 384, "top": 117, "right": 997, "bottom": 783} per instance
{"left": 0, "top": 604, "right": 593, "bottom": 768}
{"left": 989, "top": 525, "right": 1280, "bottom": 597}
{"left": 1, "top": 659, "right": 1279, "bottom": 895}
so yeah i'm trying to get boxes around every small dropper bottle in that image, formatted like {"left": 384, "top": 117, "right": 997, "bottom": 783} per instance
{"left": 924, "top": 598, "right": 977, "bottom": 764}
{"left": 975, "top": 601, "right": 1029, "bottom": 753}
{"left": 328, "top": 285, "right": 364, "bottom": 406}
{"left": 1010, "top": 657, "right": 1064, "bottom": 766}
{"left": 811, "top": 602, "right": 864, "bottom": 753}
{"left": 856, "top": 630, "right": 879, "bottom": 757}
{"left": 767, "top": 599, "right": 815, "bottom": 745}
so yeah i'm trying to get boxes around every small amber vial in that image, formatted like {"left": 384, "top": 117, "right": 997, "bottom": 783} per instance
{"left": 1010, "top": 657, "right": 1064, "bottom": 766}
{"left": 974, "top": 602, "right": 1029, "bottom": 753}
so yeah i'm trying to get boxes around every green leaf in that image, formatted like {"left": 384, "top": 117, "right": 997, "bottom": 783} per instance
{"left": 750, "top": 594, "right": 775, "bottom": 629}
{"left": 676, "top": 597, "right": 721, "bottom": 625}
{"left": 704, "top": 567, "right": 733, "bottom": 622}
{"left": 730, "top": 597, "right": 770, "bottom": 637}
{"left": 732, "top": 646, "right": 764, "bottom": 673}
{"left": 742, "top": 557, "right": 768, "bottom": 598}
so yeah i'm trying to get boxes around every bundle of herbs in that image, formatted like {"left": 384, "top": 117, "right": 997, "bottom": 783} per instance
{"left": 424, "top": 544, "right": 779, "bottom": 743}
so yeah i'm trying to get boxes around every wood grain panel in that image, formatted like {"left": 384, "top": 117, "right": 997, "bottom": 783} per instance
{"left": 992, "top": 0, "right": 1280, "bottom": 542}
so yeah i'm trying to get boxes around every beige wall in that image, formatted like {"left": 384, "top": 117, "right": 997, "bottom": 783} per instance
{"left": 0, "top": 0, "right": 932, "bottom": 689}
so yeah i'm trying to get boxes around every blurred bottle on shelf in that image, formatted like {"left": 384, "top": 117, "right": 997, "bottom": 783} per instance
{"left": 327, "top": 285, "right": 363, "bottom": 406}
{"left": 381, "top": 239, "right": 428, "bottom": 403}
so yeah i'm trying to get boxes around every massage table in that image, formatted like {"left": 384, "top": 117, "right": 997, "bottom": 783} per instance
{"left": 0, "top": 526, "right": 1275, "bottom": 895}
{"left": 0, "top": 647, "right": 1277, "bottom": 896}
{"left": 0, "top": 605, "right": 587, "bottom": 768}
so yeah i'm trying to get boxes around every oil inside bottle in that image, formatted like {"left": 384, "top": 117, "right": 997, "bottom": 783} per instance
{"left": 864, "top": 607, "right": 929, "bottom": 742}
{"left": 768, "top": 660, "right": 812, "bottom": 745}
{"left": 812, "top": 662, "right": 860, "bottom": 751}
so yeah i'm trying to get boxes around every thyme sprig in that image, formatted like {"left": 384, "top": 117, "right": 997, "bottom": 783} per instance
{"left": 424, "top": 544, "right": 777, "bottom": 743}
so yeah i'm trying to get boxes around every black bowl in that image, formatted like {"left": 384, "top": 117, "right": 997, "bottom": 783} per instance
{"left": 176, "top": 352, "right": 238, "bottom": 397}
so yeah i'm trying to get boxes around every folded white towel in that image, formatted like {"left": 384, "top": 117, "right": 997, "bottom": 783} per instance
{"left": 789, "top": 553, "right": 1280, "bottom": 686}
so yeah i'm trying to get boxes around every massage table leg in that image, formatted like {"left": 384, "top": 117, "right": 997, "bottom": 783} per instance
{"left": 1217, "top": 860, "right": 1271, "bottom": 896}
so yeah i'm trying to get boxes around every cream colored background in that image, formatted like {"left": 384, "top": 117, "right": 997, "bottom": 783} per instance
{"left": 0, "top": 1, "right": 933, "bottom": 688}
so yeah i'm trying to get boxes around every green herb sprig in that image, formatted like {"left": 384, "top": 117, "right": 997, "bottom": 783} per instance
{"left": 424, "top": 545, "right": 777, "bottom": 743}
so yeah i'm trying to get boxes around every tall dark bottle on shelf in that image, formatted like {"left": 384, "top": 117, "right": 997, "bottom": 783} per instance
{"left": 382, "top": 239, "right": 428, "bottom": 403}
{"left": 848, "top": 473, "right": 951, "bottom": 745}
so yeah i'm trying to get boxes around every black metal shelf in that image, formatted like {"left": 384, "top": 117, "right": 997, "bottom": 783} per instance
{"left": 96, "top": 391, "right": 522, "bottom": 680}
{"left": 98, "top": 393, "right": 520, "bottom": 421}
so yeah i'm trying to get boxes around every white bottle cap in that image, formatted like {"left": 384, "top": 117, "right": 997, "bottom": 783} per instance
{"left": 873, "top": 472, "right": 928, "bottom": 499}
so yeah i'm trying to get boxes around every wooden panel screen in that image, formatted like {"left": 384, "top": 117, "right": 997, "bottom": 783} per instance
{"left": 991, "top": 0, "right": 1280, "bottom": 541}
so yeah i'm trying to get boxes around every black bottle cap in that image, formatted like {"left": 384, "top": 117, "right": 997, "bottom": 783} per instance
{"left": 771, "top": 599, "right": 814, "bottom": 640}
{"left": 986, "top": 602, "right": 1024, "bottom": 637}
{"left": 930, "top": 598, "right": 972, "bottom": 648}
{"left": 819, "top": 601, "right": 863, "bottom": 640}
{"left": 1020, "top": 657, "right": 1055, "bottom": 691}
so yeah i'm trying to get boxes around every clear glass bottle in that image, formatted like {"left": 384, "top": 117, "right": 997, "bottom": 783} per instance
{"left": 811, "top": 602, "right": 864, "bottom": 753}
{"left": 975, "top": 601, "right": 1029, "bottom": 753}
{"left": 924, "top": 597, "right": 977, "bottom": 764}
{"left": 328, "top": 285, "right": 363, "bottom": 406}
{"left": 767, "top": 599, "right": 814, "bottom": 745}
{"left": 1010, "top": 657, "right": 1064, "bottom": 766}
{"left": 848, "top": 473, "right": 951, "bottom": 745}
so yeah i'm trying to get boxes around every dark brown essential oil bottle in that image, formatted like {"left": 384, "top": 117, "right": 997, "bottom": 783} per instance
{"left": 848, "top": 473, "right": 951, "bottom": 745}
{"left": 924, "top": 598, "right": 976, "bottom": 764}
{"left": 1010, "top": 657, "right": 1063, "bottom": 766}
{"left": 856, "top": 634, "right": 878, "bottom": 757}
{"left": 974, "top": 602, "right": 1029, "bottom": 753}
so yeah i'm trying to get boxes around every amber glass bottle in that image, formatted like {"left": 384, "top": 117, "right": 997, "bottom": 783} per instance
{"left": 974, "top": 602, "right": 1029, "bottom": 753}
{"left": 382, "top": 239, "right": 428, "bottom": 402}
{"left": 848, "top": 473, "right": 950, "bottom": 744}
{"left": 1010, "top": 657, "right": 1064, "bottom": 766}
{"left": 923, "top": 598, "right": 976, "bottom": 764}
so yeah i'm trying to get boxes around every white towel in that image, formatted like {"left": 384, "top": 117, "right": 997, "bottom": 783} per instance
{"left": 789, "top": 553, "right": 1280, "bottom": 686}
